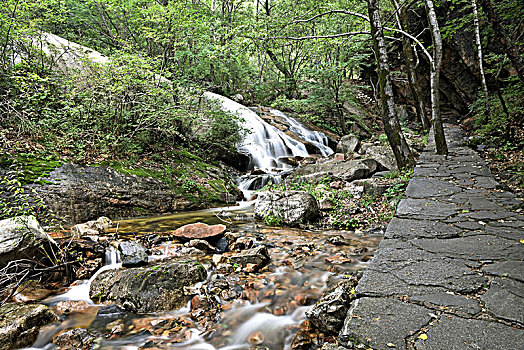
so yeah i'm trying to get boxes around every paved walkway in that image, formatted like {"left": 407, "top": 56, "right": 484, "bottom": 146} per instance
{"left": 338, "top": 123, "right": 524, "bottom": 349}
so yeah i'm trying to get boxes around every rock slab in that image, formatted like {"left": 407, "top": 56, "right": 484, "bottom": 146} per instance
{"left": 254, "top": 191, "right": 320, "bottom": 226}
{"left": 90, "top": 260, "right": 207, "bottom": 313}
{"left": 0, "top": 303, "right": 58, "bottom": 350}
{"left": 0, "top": 216, "right": 56, "bottom": 266}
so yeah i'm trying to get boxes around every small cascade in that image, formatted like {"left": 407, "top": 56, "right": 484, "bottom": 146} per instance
{"left": 43, "top": 246, "right": 122, "bottom": 305}
{"left": 269, "top": 109, "right": 333, "bottom": 157}
{"left": 204, "top": 92, "right": 333, "bottom": 199}
{"left": 104, "top": 245, "right": 121, "bottom": 265}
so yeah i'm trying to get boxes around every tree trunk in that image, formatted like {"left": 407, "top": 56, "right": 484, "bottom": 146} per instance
{"left": 397, "top": 3, "right": 430, "bottom": 131}
{"left": 472, "top": 0, "right": 489, "bottom": 111}
{"left": 425, "top": 0, "right": 448, "bottom": 155}
{"left": 478, "top": 0, "right": 524, "bottom": 84}
{"left": 266, "top": 48, "right": 298, "bottom": 99}
{"left": 367, "top": 0, "right": 415, "bottom": 169}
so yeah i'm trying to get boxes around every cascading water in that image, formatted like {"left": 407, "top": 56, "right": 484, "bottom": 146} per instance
{"left": 204, "top": 92, "right": 333, "bottom": 199}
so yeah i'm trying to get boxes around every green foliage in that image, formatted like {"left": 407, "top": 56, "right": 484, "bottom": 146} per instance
{"left": 472, "top": 79, "right": 524, "bottom": 149}
{"left": 264, "top": 212, "right": 283, "bottom": 226}
{"left": 0, "top": 174, "right": 52, "bottom": 221}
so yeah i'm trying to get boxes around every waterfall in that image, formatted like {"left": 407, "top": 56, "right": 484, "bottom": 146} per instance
{"left": 204, "top": 92, "right": 333, "bottom": 199}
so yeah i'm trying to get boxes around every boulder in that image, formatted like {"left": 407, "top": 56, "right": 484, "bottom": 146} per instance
{"left": 70, "top": 223, "right": 98, "bottom": 238}
{"left": 0, "top": 303, "right": 58, "bottom": 350}
{"left": 185, "top": 239, "right": 216, "bottom": 253}
{"left": 254, "top": 191, "right": 320, "bottom": 226}
{"left": 89, "top": 260, "right": 207, "bottom": 313}
{"left": 306, "top": 278, "right": 358, "bottom": 334}
{"left": 172, "top": 222, "right": 226, "bottom": 241}
{"left": 53, "top": 328, "right": 96, "bottom": 350}
{"left": 291, "top": 160, "right": 376, "bottom": 183}
{"left": 29, "top": 163, "right": 241, "bottom": 224}
{"left": 228, "top": 245, "right": 270, "bottom": 271}
{"left": 118, "top": 241, "right": 148, "bottom": 267}
{"left": 336, "top": 135, "right": 360, "bottom": 154}
{"left": 359, "top": 143, "right": 397, "bottom": 171}
{"left": 0, "top": 216, "right": 56, "bottom": 266}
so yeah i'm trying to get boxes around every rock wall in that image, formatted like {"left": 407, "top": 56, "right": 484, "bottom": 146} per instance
{"left": 1, "top": 162, "right": 242, "bottom": 224}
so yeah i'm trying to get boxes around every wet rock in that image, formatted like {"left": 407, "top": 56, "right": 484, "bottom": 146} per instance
{"left": 333, "top": 153, "right": 345, "bottom": 161}
{"left": 291, "top": 160, "right": 375, "bottom": 182}
{"left": 90, "top": 304, "right": 129, "bottom": 331}
{"left": 53, "top": 328, "right": 96, "bottom": 349}
{"left": 326, "top": 235, "right": 348, "bottom": 246}
{"left": 70, "top": 216, "right": 113, "bottom": 238}
{"left": 229, "top": 245, "right": 270, "bottom": 271}
{"left": 119, "top": 241, "right": 148, "bottom": 267}
{"left": 32, "top": 163, "right": 240, "bottom": 224}
{"left": 254, "top": 191, "right": 320, "bottom": 227}
{"left": 55, "top": 300, "right": 90, "bottom": 314}
{"left": 13, "top": 280, "right": 53, "bottom": 302}
{"left": 336, "top": 135, "right": 360, "bottom": 154}
{"left": 0, "top": 215, "right": 56, "bottom": 266}
{"left": 89, "top": 260, "right": 207, "bottom": 313}
{"left": 185, "top": 239, "right": 215, "bottom": 253}
{"left": 172, "top": 222, "right": 226, "bottom": 241}
{"left": 70, "top": 223, "right": 99, "bottom": 238}
{"left": 230, "top": 236, "right": 255, "bottom": 251}
{"left": 0, "top": 303, "right": 58, "bottom": 350}
{"left": 306, "top": 278, "right": 358, "bottom": 334}
{"left": 215, "top": 236, "right": 228, "bottom": 253}
{"left": 76, "top": 258, "right": 103, "bottom": 279}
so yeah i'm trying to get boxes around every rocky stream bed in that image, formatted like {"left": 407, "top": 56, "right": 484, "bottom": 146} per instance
{"left": 1, "top": 206, "right": 382, "bottom": 350}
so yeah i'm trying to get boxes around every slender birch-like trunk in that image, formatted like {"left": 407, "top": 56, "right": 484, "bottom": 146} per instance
{"left": 425, "top": 0, "right": 448, "bottom": 155}
{"left": 472, "top": 0, "right": 489, "bottom": 112}
{"left": 367, "top": 0, "right": 415, "bottom": 169}
{"left": 393, "top": 1, "right": 430, "bottom": 131}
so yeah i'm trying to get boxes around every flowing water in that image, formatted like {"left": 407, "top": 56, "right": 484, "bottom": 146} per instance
{"left": 204, "top": 92, "right": 333, "bottom": 199}
{"left": 26, "top": 205, "right": 381, "bottom": 350}
{"left": 22, "top": 95, "right": 379, "bottom": 349}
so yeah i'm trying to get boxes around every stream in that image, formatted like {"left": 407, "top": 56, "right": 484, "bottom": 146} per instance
{"left": 23, "top": 94, "right": 380, "bottom": 349}
{"left": 27, "top": 204, "right": 381, "bottom": 350}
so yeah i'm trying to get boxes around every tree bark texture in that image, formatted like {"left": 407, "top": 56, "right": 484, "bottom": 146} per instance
{"left": 478, "top": 0, "right": 524, "bottom": 84}
{"left": 425, "top": 0, "right": 448, "bottom": 155}
{"left": 266, "top": 48, "right": 298, "bottom": 99}
{"left": 398, "top": 4, "right": 430, "bottom": 131}
{"left": 471, "top": 0, "right": 489, "bottom": 111}
{"left": 367, "top": 0, "right": 415, "bottom": 169}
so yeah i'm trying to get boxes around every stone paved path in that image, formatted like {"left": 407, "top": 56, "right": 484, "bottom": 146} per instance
{"left": 338, "top": 123, "right": 524, "bottom": 349}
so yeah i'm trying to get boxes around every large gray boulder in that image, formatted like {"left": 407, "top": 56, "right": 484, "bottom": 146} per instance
{"left": 118, "top": 241, "right": 148, "bottom": 267}
{"left": 291, "top": 159, "right": 377, "bottom": 182}
{"left": 254, "top": 191, "right": 320, "bottom": 227}
{"left": 359, "top": 143, "right": 397, "bottom": 171}
{"left": 0, "top": 303, "right": 58, "bottom": 350}
{"left": 0, "top": 216, "right": 56, "bottom": 266}
{"left": 89, "top": 260, "right": 207, "bottom": 313}
{"left": 336, "top": 135, "right": 360, "bottom": 154}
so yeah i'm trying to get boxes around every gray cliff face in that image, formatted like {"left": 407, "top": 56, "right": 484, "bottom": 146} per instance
{"left": 17, "top": 163, "right": 240, "bottom": 224}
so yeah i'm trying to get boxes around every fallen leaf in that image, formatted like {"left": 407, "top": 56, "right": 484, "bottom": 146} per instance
{"left": 418, "top": 333, "right": 428, "bottom": 340}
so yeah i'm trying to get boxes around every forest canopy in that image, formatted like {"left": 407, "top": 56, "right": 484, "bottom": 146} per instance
{"left": 1, "top": 0, "right": 523, "bottom": 166}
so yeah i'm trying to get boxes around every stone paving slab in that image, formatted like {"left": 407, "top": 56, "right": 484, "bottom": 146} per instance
{"left": 414, "top": 316, "right": 524, "bottom": 350}
{"left": 339, "top": 123, "right": 524, "bottom": 349}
